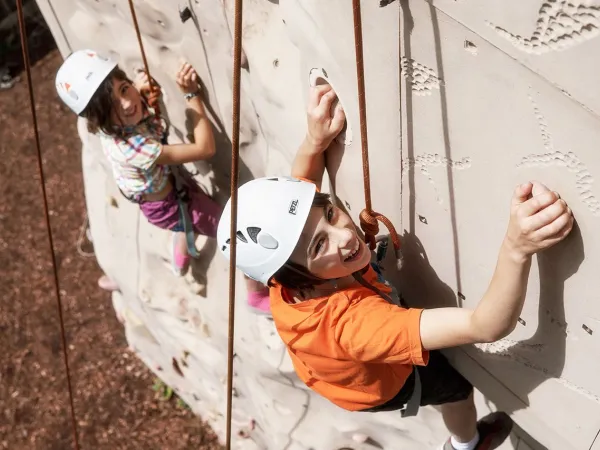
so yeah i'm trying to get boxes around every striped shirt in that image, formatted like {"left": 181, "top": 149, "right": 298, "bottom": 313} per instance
{"left": 99, "top": 110, "right": 170, "bottom": 198}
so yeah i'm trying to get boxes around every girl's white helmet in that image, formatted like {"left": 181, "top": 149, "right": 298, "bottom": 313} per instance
{"left": 217, "top": 176, "right": 317, "bottom": 285}
{"left": 55, "top": 49, "right": 117, "bottom": 115}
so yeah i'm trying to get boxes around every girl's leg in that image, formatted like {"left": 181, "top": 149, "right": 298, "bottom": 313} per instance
{"left": 171, "top": 231, "right": 191, "bottom": 275}
{"left": 441, "top": 391, "right": 478, "bottom": 447}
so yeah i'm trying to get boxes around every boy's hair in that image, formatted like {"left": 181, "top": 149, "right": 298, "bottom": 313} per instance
{"left": 80, "top": 66, "right": 131, "bottom": 136}
{"left": 269, "top": 192, "right": 331, "bottom": 290}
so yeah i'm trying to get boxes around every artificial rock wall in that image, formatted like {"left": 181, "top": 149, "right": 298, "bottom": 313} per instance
{"left": 37, "top": 1, "right": 600, "bottom": 449}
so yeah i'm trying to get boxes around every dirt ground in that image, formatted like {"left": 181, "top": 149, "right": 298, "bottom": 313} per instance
{"left": 0, "top": 50, "right": 224, "bottom": 450}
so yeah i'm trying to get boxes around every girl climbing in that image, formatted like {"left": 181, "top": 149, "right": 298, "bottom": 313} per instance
{"left": 55, "top": 49, "right": 270, "bottom": 314}
{"left": 217, "top": 83, "right": 575, "bottom": 449}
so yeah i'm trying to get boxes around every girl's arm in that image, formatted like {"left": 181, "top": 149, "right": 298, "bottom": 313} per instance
{"left": 419, "top": 182, "right": 574, "bottom": 349}
{"left": 156, "top": 62, "right": 216, "bottom": 165}
{"left": 291, "top": 84, "right": 346, "bottom": 190}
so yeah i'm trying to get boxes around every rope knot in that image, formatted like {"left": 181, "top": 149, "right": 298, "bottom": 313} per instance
{"left": 359, "top": 209, "right": 402, "bottom": 269}
{"left": 359, "top": 209, "right": 380, "bottom": 241}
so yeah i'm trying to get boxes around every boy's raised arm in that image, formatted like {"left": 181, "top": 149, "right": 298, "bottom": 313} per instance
{"left": 291, "top": 84, "right": 346, "bottom": 190}
{"left": 419, "top": 182, "right": 574, "bottom": 350}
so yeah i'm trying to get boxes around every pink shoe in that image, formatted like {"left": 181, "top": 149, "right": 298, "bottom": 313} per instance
{"left": 247, "top": 288, "right": 271, "bottom": 316}
{"left": 98, "top": 275, "right": 119, "bottom": 292}
{"left": 172, "top": 234, "right": 191, "bottom": 276}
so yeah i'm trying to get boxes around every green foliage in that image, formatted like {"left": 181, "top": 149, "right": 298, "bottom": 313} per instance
{"left": 152, "top": 378, "right": 191, "bottom": 410}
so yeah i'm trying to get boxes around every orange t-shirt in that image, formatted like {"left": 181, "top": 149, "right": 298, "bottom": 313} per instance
{"left": 270, "top": 266, "right": 429, "bottom": 411}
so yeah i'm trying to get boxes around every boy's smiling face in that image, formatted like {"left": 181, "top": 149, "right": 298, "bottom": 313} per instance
{"left": 110, "top": 78, "right": 144, "bottom": 127}
{"left": 289, "top": 202, "right": 371, "bottom": 281}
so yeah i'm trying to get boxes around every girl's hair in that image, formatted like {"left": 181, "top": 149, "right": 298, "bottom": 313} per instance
{"left": 80, "top": 66, "right": 131, "bottom": 136}
{"left": 269, "top": 191, "right": 332, "bottom": 290}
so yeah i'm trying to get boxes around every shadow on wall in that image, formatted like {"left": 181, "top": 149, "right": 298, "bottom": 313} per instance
{"left": 391, "top": 1, "right": 585, "bottom": 448}
{"left": 154, "top": 67, "right": 255, "bottom": 291}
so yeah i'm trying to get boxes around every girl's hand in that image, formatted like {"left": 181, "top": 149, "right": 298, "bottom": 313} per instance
{"left": 135, "top": 70, "right": 161, "bottom": 107}
{"left": 176, "top": 62, "right": 200, "bottom": 95}
{"left": 306, "top": 84, "right": 346, "bottom": 152}
{"left": 504, "top": 181, "right": 574, "bottom": 260}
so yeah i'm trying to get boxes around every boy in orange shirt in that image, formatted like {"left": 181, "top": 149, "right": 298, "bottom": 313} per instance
{"left": 217, "top": 84, "right": 574, "bottom": 449}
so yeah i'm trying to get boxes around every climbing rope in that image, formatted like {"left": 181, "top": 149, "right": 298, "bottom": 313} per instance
{"left": 16, "top": 1, "right": 80, "bottom": 449}
{"left": 127, "top": 0, "right": 161, "bottom": 111}
{"left": 226, "top": 0, "right": 244, "bottom": 447}
{"left": 351, "top": 0, "right": 402, "bottom": 265}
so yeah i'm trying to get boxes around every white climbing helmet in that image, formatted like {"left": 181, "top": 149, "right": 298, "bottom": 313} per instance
{"left": 55, "top": 49, "right": 118, "bottom": 115}
{"left": 217, "top": 176, "right": 317, "bottom": 285}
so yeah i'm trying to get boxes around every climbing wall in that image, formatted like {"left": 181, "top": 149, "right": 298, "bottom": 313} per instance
{"left": 36, "top": 0, "right": 600, "bottom": 449}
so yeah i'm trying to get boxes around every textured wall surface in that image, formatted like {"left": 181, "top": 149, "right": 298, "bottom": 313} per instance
{"left": 37, "top": 0, "right": 600, "bottom": 449}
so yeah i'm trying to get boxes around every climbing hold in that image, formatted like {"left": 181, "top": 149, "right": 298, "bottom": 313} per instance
{"left": 464, "top": 40, "right": 478, "bottom": 55}
{"left": 518, "top": 317, "right": 527, "bottom": 326}
{"left": 352, "top": 433, "right": 369, "bottom": 443}
{"left": 108, "top": 196, "right": 118, "bottom": 208}
{"left": 582, "top": 324, "right": 593, "bottom": 335}
{"left": 179, "top": 5, "right": 192, "bottom": 23}
{"left": 172, "top": 357, "right": 184, "bottom": 377}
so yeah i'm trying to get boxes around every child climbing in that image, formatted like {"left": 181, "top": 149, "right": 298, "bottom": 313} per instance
{"left": 56, "top": 49, "right": 270, "bottom": 314}
{"left": 217, "top": 84, "right": 575, "bottom": 449}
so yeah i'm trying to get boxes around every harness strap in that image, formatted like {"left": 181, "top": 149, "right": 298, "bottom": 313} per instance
{"left": 353, "top": 239, "right": 421, "bottom": 417}
{"left": 401, "top": 368, "right": 421, "bottom": 418}
{"left": 171, "top": 165, "right": 200, "bottom": 258}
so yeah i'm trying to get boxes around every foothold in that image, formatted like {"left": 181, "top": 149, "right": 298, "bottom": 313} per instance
{"left": 172, "top": 357, "right": 184, "bottom": 377}
{"left": 403, "top": 154, "right": 472, "bottom": 204}
{"left": 179, "top": 6, "right": 192, "bottom": 23}
{"left": 272, "top": 58, "right": 280, "bottom": 67}
{"left": 519, "top": 91, "right": 600, "bottom": 216}
{"left": 418, "top": 215, "right": 428, "bottom": 224}
{"left": 379, "top": 0, "right": 396, "bottom": 6}
{"left": 108, "top": 196, "right": 118, "bottom": 208}
{"left": 400, "top": 57, "right": 442, "bottom": 95}
{"left": 464, "top": 40, "right": 478, "bottom": 55}
{"left": 518, "top": 317, "right": 527, "bottom": 326}
{"left": 583, "top": 324, "right": 593, "bottom": 335}
{"left": 458, "top": 292, "right": 466, "bottom": 301}
{"left": 488, "top": 2, "right": 600, "bottom": 54}
{"left": 352, "top": 433, "right": 369, "bottom": 443}
{"left": 345, "top": 200, "right": 351, "bottom": 210}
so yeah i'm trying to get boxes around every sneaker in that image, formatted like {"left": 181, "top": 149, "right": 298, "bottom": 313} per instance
{"left": 247, "top": 288, "right": 271, "bottom": 316}
{"left": 0, "top": 71, "right": 17, "bottom": 90}
{"left": 98, "top": 275, "right": 119, "bottom": 292}
{"left": 441, "top": 412, "right": 513, "bottom": 450}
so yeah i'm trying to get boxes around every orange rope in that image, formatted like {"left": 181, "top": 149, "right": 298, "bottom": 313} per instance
{"left": 351, "top": 0, "right": 401, "bottom": 255}
{"left": 16, "top": 1, "right": 80, "bottom": 448}
{"left": 226, "top": 0, "right": 244, "bottom": 448}
{"left": 127, "top": 0, "right": 161, "bottom": 112}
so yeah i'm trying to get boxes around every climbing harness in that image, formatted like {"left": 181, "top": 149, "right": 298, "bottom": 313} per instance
{"left": 16, "top": 1, "right": 80, "bottom": 448}
{"left": 351, "top": 0, "right": 418, "bottom": 416}
{"left": 126, "top": 0, "right": 200, "bottom": 258}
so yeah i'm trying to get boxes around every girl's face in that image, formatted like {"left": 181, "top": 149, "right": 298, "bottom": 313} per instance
{"left": 110, "top": 78, "right": 144, "bottom": 127}
{"left": 289, "top": 202, "right": 372, "bottom": 281}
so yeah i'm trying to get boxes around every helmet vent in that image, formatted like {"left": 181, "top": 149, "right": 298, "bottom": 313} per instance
{"left": 236, "top": 231, "right": 247, "bottom": 243}
{"left": 246, "top": 227, "right": 261, "bottom": 243}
